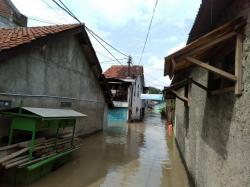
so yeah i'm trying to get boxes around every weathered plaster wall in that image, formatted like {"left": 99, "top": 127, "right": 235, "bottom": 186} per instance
{"left": 131, "top": 76, "right": 143, "bottom": 121}
{"left": 174, "top": 2, "right": 250, "bottom": 187}
{"left": 0, "top": 34, "right": 108, "bottom": 138}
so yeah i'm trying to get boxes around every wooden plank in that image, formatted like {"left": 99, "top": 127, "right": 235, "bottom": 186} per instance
{"left": 0, "top": 143, "right": 19, "bottom": 151}
{"left": 190, "top": 79, "right": 209, "bottom": 92}
{"left": 0, "top": 147, "right": 29, "bottom": 163}
{"left": 235, "top": 33, "right": 243, "bottom": 95}
{"left": 34, "top": 138, "right": 73, "bottom": 151}
{"left": 186, "top": 57, "right": 237, "bottom": 81}
{"left": 164, "top": 79, "right": 188, "bottom": 92}
{"left": 187, "top": 79, "right": 192, "bottom": 107}
{"left": 170, "top": 90, "right": 188, "bottom": 103}
{"left": 173, "top": 31, "right": 236, "bottom": 70}
{"left": 166, "top": 18, "right": 243, "bottom": 60}
{"left": 18, "top": 153, "right": 57, "bottom": 168}
{"left": 0, "top": 137, "right": 45, "bottom": 151}
{"left": 169, "top": 57, "right": 176, "bottom": 79}
{"left": 185, "top": 31, "right": 236, "bottom": 59}
{"left": 5, "top": 157, "right": 29, "bottom": 169}
{"left": 19, "top": 137, "right": 45, "bottom": 148}
{"left": 2, "top": 155, "right": 28, "bottom": 166}
{"left": 210, "top": 86, "right": 235, "bottom": 95}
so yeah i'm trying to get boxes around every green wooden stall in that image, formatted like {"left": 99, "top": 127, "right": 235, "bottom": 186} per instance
{"left": 0, "top": 107, "right": 87, "bottom": 184}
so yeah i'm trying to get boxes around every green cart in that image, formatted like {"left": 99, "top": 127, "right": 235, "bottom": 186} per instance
{"left": 0, "top": 107, "right": 87, "bottom": 184}
{"left": 1, "top": 107, "right": 87, "bottom": 160}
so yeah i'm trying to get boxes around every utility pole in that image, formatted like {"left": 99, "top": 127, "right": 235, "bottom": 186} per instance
{"left": 128, "top": 56, "right": 132, "bottom": 77}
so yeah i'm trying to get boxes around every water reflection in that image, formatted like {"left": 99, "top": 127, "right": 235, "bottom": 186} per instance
{"left": 1, "top": 110, "right": 189, "bottom": 187}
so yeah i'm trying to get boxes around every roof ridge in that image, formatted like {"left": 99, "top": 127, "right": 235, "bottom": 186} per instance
{"left": 0, "top": 24, "right": 82, "bottom": 52}
{"left": 0, "top": 23, "right": 80, "bottom": 31}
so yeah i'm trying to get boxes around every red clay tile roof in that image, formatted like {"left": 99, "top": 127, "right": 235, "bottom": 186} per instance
{"left": 104, "top": 65, "right": 144, "bottom": 79}
{"left": 0, "top": 24, "right": 80, "bottom": 52}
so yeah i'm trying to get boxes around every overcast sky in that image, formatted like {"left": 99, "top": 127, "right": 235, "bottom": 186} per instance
{"left": 12, "top": 0, "right": 201, "bottom": 89}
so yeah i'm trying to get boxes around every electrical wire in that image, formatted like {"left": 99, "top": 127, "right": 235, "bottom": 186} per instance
{"left": 51, "top": 0, "right": 129, "bottom": 65}
{"left": 51, "top": 0, "right": 80, "bottom": 23}
{"left": 138, "top": 0, "right": 159, "bottom": 65}
{"left": 95, "top": 51, "right": 115, "bottom": 61}
{"left": 41, "top": 0, "right": 69, "bottom": 23}
{"left": 52, "top": 0, "right": 129, "bottom": 57}
{"left": 85, "top": 26, "right": 129, "bottom": 57}
{"left": 100, "top": 58, "right": 128, "bottom": 63}
{"left": 87, "top": 30, "right": 123, "bottom": 65}
{"left": 57, "top": 0, "right": 81, "bottom": 23}
{"left": 28, "top": 16, "right": 63, "bottom": 25}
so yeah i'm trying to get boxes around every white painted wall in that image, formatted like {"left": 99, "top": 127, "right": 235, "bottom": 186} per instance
{"left": 130, "top": 75, "right": 144, "bottom": 121}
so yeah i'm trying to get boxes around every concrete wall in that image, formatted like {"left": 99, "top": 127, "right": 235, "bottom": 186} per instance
{"left": 174, "top": 2, "right": 250, "bottom": 187}
{"left": 130, "top": 76, "right": 143, "bottom": 121}
{"left": 0, "top": 34, "right": 108, "bottom": 138}
{"left": 0, "top": 16, "right": 16, "bottom": 28}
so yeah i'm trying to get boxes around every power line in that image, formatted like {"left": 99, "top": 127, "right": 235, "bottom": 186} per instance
{"left": 95, "top": 51, "right": 116, "bottom": 61}
{"left": 52, "top": 1, "right": 129, "bottom": 58}
{"left": 96, "top": 51, "right": 114, "bottom": 61}
{"left": 87, "top": 30, "right": 123, "bottom": 65}
{"left": 57, "top": 0, "right": 81, "bottom": 23}
{"left": 51, "top": 0, "right": 128, "bottom": 57}
{"left": 100, "top": 58, "right": 127, "bottom": 63}
{"left": 41, "top": 0, "right": 69, "bottom": 23}
{"left": 138, "top": 0, "right": 159, "bottom": 65}
{"left": 85, "top": 27, "right": 129, "bottom": 57}
{"left": 28, "top": 16, "right": 63, "bottom": 25}
{"left": 51, "top": 0, "right": 129, "bottom": 65}
{"left": 51, "top": 0, "right": 80, "bottom": 23}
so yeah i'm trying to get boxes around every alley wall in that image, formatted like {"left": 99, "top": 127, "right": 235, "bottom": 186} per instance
{"left": 175, "top": 11, "right": 250, "bottom": 187}
{"left": 0, "top": 34, "right": 108, "bottom": 139}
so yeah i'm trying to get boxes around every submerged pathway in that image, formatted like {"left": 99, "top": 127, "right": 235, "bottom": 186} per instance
{"left": 16, "top": 109, "right": 189, "bottom": 187}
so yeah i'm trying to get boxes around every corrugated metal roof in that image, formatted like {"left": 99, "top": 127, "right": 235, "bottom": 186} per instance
{"left": 187, "top": 0, "right": 234, "bottom": 43}
{"left": 22, "top": 107, "right": 87, "bottom": 118}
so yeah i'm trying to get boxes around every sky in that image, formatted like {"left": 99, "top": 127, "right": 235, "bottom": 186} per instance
{"left": 12, "top": 0, "right": 201, "bottom": 89}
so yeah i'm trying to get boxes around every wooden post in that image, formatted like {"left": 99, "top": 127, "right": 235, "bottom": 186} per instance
{"left": 169, "top": 57, "right": 176, "bottom": 79}
{"left": 170, "top": 90, "right": 188, "bottom": 103}
{"left": 235, "top": 33, "right": 243, "bottom": 95}
{"left": 29, "top": 126, "right": 36, "bottom": 160}
{"left": 187, "top": 78, "right": 192, "bottom": 107}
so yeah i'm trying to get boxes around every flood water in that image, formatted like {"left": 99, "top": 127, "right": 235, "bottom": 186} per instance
{"left": 3, "top": 109, "right": 190, "bottom": 187}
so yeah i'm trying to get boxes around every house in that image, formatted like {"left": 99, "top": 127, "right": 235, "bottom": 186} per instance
{"left": 0, "top": 0, "right": 27, "bottom": 27}
{"left": 104, "top": 65, "right": 145, "bottom": 122}
{"left": 164, "top": 0, "right": 250, "bottom": 186}
{"left": 0, "top": 23, "right": 113, "bottom": 140}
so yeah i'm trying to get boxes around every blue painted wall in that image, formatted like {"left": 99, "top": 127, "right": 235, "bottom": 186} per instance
{"left": 108, "top": 108, "right": 128, "bottom": 123}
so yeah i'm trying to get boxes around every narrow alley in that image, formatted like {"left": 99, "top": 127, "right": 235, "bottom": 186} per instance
{"left": 13, "top": 108, "right": 188, "bottom": 187}
{"left": 1, "top": 0, "right": 250, "bottom": 186}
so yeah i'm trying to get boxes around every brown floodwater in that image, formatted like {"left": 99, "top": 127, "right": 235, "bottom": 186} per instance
{"left": 2, "top": 110, "right": 190, "bottom": 187}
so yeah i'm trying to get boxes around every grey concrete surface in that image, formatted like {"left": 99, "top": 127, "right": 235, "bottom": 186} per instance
{"left": 174, "top": 2, "right": 250, "bottom": 187}
{"left": 0, "top": 34, "right": 108, "bottom": 138}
